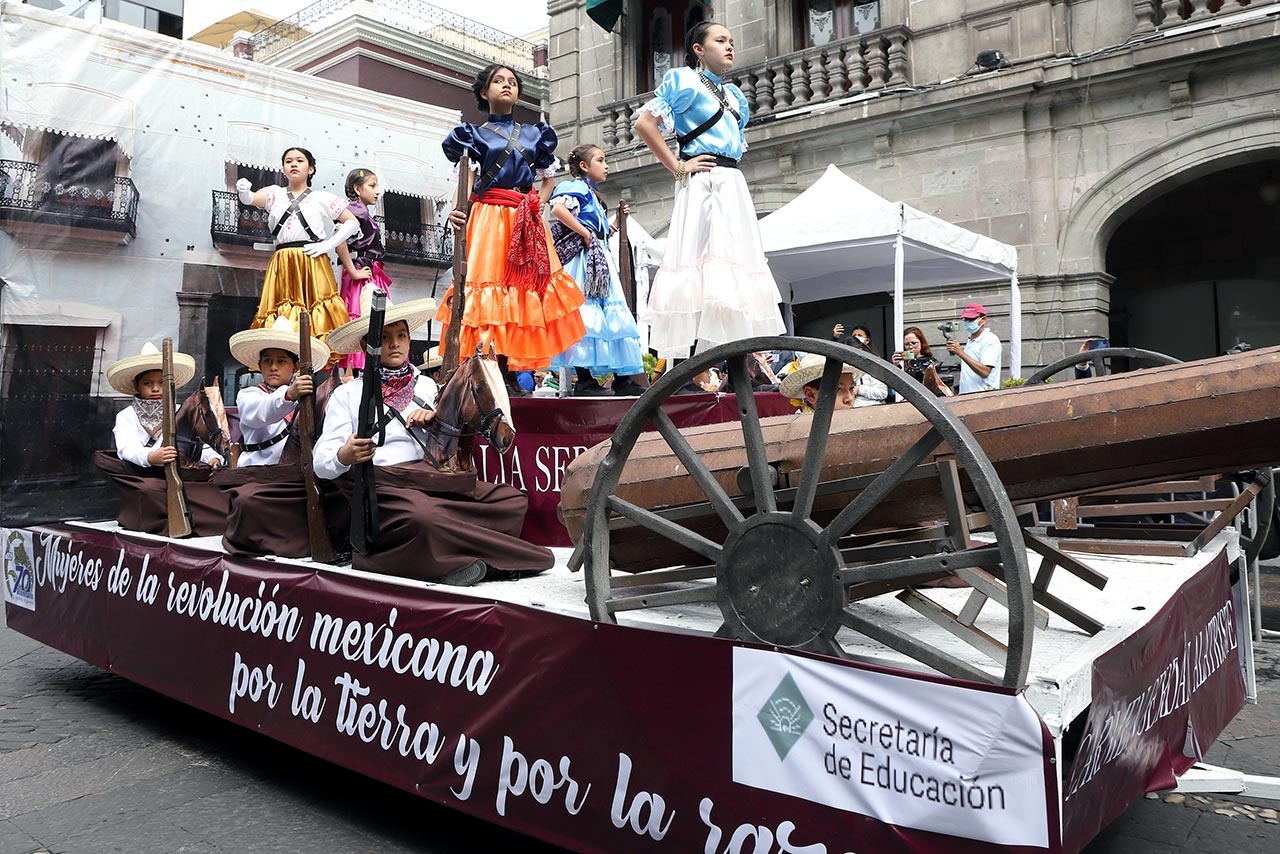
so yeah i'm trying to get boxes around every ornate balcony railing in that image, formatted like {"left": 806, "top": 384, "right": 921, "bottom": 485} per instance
{"left": 210, "top": 190, "right": 272, "bottom": 246}
{"left": 249, "top": 0, "right": 539, "bottom": 72}
{"left": 599, "top": 27, "right": 912, "bottom": 148}
{"left": 375, "top": 215, "right": 452, "bottom": 267}
{"left": 211, "top": 190, "right": 452, "bottom": 265}
{"left": 1134, "top": 0, "right": 1276, "bottom": 33}
{"left": 0, "top": 159, "right": 139, "bottom": 238}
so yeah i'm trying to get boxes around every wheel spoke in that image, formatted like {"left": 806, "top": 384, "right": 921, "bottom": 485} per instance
{"left": 607, "top": 583, "right": 718, "bottom": 613}
{"left": 610, "top": 564, "right": 717, "bottom": 588}
{"left": 728, "top": 355, "right": 776, "bottom": 513}
{"left": 820, "top": 427, "right": 943, "bottom": 548}
{"left": 792, "top": 356, "right": 844, "bottom": 522}
{"left": 839, "top": 608, "right": 999, "bottom": 684}
{"left": 838, "top": 546, "right": 1001, "bottom": 588}
{"left": 607, "top": 495, "right": 723, "bottom": 562}
{"left": 651, "top": 407, "right": 744, "bottom": 529}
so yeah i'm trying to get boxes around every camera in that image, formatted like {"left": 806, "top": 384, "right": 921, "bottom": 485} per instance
{"left": 902, "top": 356, "right": 925, "bottom": 374}
{"left": 937, "top": 320, "right": 961, "bottom": 341}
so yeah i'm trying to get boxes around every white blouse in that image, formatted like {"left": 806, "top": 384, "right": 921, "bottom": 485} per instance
{"left": 235, "top": 384, "right": 294, "bottom": 467}
{"left": 261, "top": 186, "right": 348, "bottom": 245}
{"left": 114, "top": 406, "right": 224, "bottom": 467}
{"left": 313, "top": 371, "right": 440, "bottom": 479}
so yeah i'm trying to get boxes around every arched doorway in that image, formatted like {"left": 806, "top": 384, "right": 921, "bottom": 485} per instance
{"left": 1106, "top": 157, "right": 1280, "bottom": 360}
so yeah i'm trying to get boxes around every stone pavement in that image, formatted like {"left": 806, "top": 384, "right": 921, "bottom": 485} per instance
{"left": 1, "top": 565, "right": 1278, "bottom": 854}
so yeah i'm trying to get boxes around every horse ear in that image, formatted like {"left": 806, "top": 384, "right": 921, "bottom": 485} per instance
{"left": 487, "top": 342, "right": 496, "bottom": 359}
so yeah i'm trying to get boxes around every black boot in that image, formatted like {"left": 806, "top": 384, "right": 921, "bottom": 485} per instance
{"left": 498, "top": 354, "right": 530, "bottom": 397}
{"left": 573, "top": 366, "right": 614, "bottom": 397}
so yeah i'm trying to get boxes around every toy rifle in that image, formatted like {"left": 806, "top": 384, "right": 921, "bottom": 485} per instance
{"left": 295, "top": 314, "right": 334, "bottom": 562}
{"left": 161, "top": 338, "right": 193, "bottom": 538}
{"left": 439, "top": 154, "right": 472, "bottom": 387}
{"left": 350, "top": 290, "right": 386, "bottom": 555}
{"left": 617, "top": 196, "right": 635, "bottom": 315}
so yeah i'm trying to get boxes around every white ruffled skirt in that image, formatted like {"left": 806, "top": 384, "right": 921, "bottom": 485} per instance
{"left": 641, "top": 167, "right": 786, "bottom": 359}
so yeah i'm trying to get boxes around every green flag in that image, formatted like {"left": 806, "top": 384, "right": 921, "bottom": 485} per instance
{"left": 586, "top": 0, "right": 623, "bottom": 33}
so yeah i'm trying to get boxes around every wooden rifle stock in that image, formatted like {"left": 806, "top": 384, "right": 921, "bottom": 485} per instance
{"left": 350, "top": 290, "right": 387, "bottom": 555}
{"left": 161, "top": 338, "right": 193, "bottom": 538}
{"left": 439, "top": 154, "right": 472, "bottom": 387}
{"left": 617, "top": 196, "right": 635, "bottom": 315}
{"left": 295, "top": 314, "right": 334, "bottom": 562}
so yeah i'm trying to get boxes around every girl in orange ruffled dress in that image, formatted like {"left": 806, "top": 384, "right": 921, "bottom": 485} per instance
{"left": 438, "top": 64, "right": 585, "bottom": 391}
{"left": 237, "top": 146, "right": 362, "bottom": 367}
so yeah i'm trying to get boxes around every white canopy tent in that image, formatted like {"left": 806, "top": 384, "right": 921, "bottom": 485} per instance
{"left": 760, "top": 164, "right": 1022, "bottom": 378}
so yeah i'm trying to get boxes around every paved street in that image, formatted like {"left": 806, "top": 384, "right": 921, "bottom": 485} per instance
{"left": 1, "top": 564, "right": 1278, "bottom": 854}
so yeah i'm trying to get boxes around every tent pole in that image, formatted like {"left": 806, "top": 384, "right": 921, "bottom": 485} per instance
{"left": 893, "top": 228, "right": 905, "bottom": 356}
{"left": 1010, "top": 272, "right": 1022, "bottom": 380}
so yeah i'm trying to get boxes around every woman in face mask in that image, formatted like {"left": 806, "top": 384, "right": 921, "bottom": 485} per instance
{"left": 831, "top": 323, "right": 878, "bottom": 353}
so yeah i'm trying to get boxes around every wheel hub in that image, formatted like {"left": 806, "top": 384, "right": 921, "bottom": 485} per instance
{"left": 718, "top": 513, "right": 843, "bottom": 648}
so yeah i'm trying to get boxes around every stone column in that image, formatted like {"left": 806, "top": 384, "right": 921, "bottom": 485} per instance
{"left": 1133, "top": 0, "right": 1158, "bottom": 35}
{"left": 176, "top": 292, "right": 213, "bottom": 392}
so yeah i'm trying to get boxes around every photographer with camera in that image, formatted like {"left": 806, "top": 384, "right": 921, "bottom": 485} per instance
{"left": 945, "top": 303, "right": 1002, "bottom": 393}
{"left": 892, "top": 326, "right": 954, "bottom": 397}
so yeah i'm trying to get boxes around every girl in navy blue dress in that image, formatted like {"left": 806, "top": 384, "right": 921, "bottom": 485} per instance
{"left": 436, "top": 64, "right": 585, "bottom": 378}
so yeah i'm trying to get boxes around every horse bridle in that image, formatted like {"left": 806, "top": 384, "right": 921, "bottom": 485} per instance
{"left": 425, "top": 369, "right": 510, "bottom": 445}
{"left": 178, "top": 394, "right": 229, "bottom": 463}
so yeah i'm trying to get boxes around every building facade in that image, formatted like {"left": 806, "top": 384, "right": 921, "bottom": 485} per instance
{"left": 0, "top": 1, "right": 459, "bottom": 519}
{"left": 548, "top": 0, "right": 1280, "bottom": 368}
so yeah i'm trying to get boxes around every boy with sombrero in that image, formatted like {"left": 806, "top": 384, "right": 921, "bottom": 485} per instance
{"left": 106, "top": 342, "right": 224, "bottom": 470}
{"left": 227, "top": 317, "right": 331, "bottom": 468}
{"left": 97, "top": 342, "right": 226, "bottom": 535}
{"left": 219, "top": 318, "right": 334, "bottom": 559}
{"left": 315, "top": 294, "right": 553, "bottom": 586}
{"left": 777, "top": 353, "right": 861, "bottom": 413}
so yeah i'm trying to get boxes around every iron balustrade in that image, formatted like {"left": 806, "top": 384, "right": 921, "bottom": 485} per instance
{"left": 210, "top": 190, "right": 451, "bottom": 265}
{"left": 210, "top": 189, "right": 272, "bottom": 246}
{"left": 0, "top": 159, "right": 139, "bottom": 237}
{"left": 376, "top": 214, "right": 452, "bottom": 266}
{"left": 249, "top": 0, "right": 539, "bottom": 72}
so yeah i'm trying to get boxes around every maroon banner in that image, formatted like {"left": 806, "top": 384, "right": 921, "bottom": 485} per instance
{"left": 5, "top": 525, "right": 1058, "bottom": 854}
{"left": 1061, "top": 551, "right": 1246, "bottom": 852}
{"left": 473, "top": 393, "right": 796, "bottom": 546}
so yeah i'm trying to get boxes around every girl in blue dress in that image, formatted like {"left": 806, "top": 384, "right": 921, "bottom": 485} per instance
{"left": 548, "top": 144, "right": 647, "bottom": 396}
{"left": 633, "top": 21, "right": 785, "bottom": 360}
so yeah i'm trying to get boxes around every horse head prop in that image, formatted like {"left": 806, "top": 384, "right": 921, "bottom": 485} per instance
{"left": 422, "top": 343, "right": 514, "bottom": 473}
{"left": 175, "top": 380, "right": 231, "bottom": 466}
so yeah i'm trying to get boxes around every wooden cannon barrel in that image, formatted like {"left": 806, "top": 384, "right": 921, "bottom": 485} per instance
{"left": 559, "top": 346, "right": 1280, "bottom": 575}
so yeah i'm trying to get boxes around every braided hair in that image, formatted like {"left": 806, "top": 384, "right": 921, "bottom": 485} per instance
{"left": 567, "top": 143, "right": 607, "bottom": 210}
{"left": 344, "top": 168, "right": 376, "bottom": 201}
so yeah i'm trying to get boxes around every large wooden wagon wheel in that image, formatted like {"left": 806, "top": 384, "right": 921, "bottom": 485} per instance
{"left": 579, "top": 336, "right": 1034, "bottom": 688}
{"left": 1024, "top": 347, "right": 1275, "bottom": 563}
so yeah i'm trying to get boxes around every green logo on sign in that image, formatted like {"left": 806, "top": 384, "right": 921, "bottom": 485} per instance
{"left": 757, "top": 672, "right": 814, "bottom": 761}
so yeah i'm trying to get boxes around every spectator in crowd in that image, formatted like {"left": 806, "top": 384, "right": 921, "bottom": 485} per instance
{"left": 832, "top": 323, "right": 875, "bottom": 351}
{"left": 947, "top": 303, "right": 1001, "bottom": 393}
{"left": 892, "top": 326, "right": 954, "bottom": 397}
{"left": 847, "top": 337, "right": 889, "bottom": 407}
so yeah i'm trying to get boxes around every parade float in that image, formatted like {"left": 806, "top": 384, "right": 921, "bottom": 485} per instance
{"left": 5, "top": 340, "right": 1279, "bottom": 854}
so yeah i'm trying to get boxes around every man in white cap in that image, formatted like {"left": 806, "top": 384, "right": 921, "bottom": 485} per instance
{"left": 316, "top": 296, "right": 553, "bottom": 586}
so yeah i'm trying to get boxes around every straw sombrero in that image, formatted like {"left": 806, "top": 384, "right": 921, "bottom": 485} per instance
{"left": 777, "top": 352, "right": 863, "bottom": 400}
{"left": 106, "top": 342, "right": 196, "bottom": 396}
{"left": 325, "top": 288, "right": 437, "bottom": 355}
{"left": 420, "top": 345, "right": 443, "bottom": 371}
{"left": 228, "top": 316, "right": 331, "bottom": 370}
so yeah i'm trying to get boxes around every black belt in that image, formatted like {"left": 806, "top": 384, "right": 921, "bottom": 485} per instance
{"left": 681, "top": 154, "right": 740, "bottom": 169}
{"left": 276, "top": 241, "right": 310, "bottom": 250}
{"left": 238, "top": 429, "right": 288, "bottom": 453}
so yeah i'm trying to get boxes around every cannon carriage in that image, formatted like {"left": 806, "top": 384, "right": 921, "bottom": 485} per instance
{"left": 559, "top": 338, "right": 1280, "bottom": 688}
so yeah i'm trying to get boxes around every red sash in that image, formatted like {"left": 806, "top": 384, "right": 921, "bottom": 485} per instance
{"left": 473, "top": 188, "right": 551, "bottom": 296}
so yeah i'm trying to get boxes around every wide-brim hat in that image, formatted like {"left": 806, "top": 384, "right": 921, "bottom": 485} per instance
{"left": 325, "top": 287, "right": 437, "bottom": 355}
{"left": 229, "top": 316, "right": 331, "bottom": 370}
{"left": 106, "top": 342, "right": 196, "bottom": 396}
{"left": 420, "top": 345, "right": 443, "bottom": 371}
{"left": 778, "top": 352, "right": 863, "bottom": 400}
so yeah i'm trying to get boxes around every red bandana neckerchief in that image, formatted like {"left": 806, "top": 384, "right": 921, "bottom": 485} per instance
{"left": 379, "top": 363, "right": 416, "bottom": 412}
